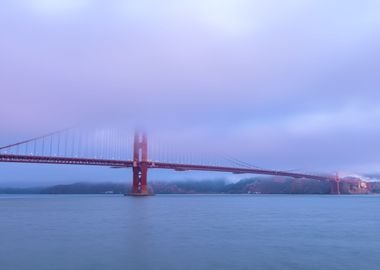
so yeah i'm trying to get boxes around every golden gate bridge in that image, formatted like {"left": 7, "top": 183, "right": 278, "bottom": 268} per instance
{"left": 0, "top": 128, "right": 341, "bottom": 195}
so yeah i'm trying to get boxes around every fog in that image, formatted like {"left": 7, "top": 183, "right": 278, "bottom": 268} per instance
{"left": 1, "top": 0, "right": 380, "bottom": 184}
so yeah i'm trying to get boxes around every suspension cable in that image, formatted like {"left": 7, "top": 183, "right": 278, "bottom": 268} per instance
{"left": 0, "top": 127, "right": 73, "bottom": 151}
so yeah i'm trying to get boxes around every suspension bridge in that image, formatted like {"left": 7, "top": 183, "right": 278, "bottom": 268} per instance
{"left": 0, "top": 128, "right": 341, "bottom": 195}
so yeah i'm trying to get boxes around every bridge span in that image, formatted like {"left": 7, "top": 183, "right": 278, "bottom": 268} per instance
{"left": 0, "top": 130, "right": 341, "bottom": 195}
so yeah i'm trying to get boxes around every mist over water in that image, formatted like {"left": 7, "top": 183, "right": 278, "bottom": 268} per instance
{"left": 1, "top": 194, "right": 379, "bottom": 270}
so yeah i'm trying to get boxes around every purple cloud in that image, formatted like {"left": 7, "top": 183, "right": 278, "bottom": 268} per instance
{"left": 1, "top": 0, "right": 380, "bottom": 184}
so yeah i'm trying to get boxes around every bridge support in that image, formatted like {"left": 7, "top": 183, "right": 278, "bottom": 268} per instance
{"left": 330, "top": 173, "right": 341, "bottom": 195}
{"left": 129, "top": 131, "right": 152, "bottom": 196}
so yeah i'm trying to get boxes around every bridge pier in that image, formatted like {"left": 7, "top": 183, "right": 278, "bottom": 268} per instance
{"left": 128, "top": 131, "right": 152, "bottom": 196}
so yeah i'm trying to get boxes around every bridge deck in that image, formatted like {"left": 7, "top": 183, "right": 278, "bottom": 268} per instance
{"left": 0, "top": 154, "right": 133, "bottom": 167}
{"left": 0, "top": 154, "right": 334, "bottom": 182}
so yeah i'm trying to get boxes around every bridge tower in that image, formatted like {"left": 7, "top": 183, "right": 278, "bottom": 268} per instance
{"left": 130, "top": 131, "right": 151, "bottom": 196}
{"left": 330, "top": 173, "right": 341, "bottom": 195}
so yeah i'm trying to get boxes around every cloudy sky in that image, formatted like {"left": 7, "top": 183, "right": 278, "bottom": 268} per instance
{"left": 1, "top": 0, "right": 380, "bottom": 185}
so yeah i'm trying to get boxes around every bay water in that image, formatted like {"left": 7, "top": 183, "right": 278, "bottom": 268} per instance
{"left": 0, "top": 194, "right": 379, "bottom": 270}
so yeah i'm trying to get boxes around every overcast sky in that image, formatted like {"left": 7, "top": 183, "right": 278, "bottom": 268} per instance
{"left": 1, "top": 0, "right": 380, "bottom": 185}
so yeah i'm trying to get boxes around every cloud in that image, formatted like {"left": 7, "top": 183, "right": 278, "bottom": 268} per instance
{"left": 0, "top": 0, "right": 380, "bottom": 181}
{"left": 24, "top": 0, "right": 89, "bottom": 15}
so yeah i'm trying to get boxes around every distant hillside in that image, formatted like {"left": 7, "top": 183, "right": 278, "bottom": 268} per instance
{"left": 41, "top": 182, "right": 128, "bottom": 194}
{"left": 0, "top": 187, "right": 44, "bottom": 194}
{"left": 1, "top": 176, "right": 378, "bottom": 194}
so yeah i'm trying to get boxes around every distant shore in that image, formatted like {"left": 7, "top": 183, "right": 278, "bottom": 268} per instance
{"left": 1, "top": 177, "right": 379, "bottom": 195}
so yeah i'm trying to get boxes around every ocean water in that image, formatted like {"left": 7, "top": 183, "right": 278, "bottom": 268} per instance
{"left": 0, "top": 194, "right": 379, "bottom": 270}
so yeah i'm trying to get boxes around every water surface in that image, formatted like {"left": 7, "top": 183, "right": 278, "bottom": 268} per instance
{"left": 0, "top": 194, "right": 379, "bottom": 270}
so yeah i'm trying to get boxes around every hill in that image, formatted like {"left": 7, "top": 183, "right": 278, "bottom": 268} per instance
{"left": 1, "top": 176, "right": 377, "bottom": 194}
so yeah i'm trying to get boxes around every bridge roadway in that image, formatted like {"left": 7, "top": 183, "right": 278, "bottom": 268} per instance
{"left": 0, "top": 154, "right": 335, "bottom": 182}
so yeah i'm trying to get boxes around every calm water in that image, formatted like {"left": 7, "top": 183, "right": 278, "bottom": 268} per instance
{"left": 0, "top": 194, "right": 379, "bottom": 270}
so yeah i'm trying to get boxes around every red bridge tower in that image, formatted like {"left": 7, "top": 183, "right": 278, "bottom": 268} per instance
{"left": 130, "top": 131, "right": 151, "bottom": 196}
